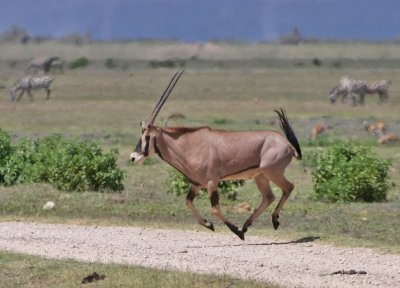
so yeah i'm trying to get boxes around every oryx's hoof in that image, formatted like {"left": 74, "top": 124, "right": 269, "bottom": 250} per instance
{"left": 241, "top": 219, "right": 252, "bottom": 234}
{"left": 225, "top": 222, "right": 245, "bottom": 241}
{"left": 204, "top": 221, "right": 215, "bottom": 231}
{"left": 235, "top": 230, "right": 245, "bottom": 241}
{"left": 272, "top": 215, "right": 280, "bottom": 230}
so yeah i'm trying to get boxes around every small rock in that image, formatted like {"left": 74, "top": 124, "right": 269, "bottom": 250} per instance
{"left": 42, "top": 201, "right": 55, "bottom": 210}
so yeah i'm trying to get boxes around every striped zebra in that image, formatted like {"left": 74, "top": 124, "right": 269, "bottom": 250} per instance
{"left": 365, "top": 79, "right": 391, "bottom": 103}
{"left": 9, "top": 76, "right": 54, "bottom": 102}
{"left": 329, "top": 76, "right": 360, "bottom": 106}
{"left": 26, "top": 56, "right": 61, "bottom": 74}
{"left": 329, "top": 76, "right": 391, "bottom": 106}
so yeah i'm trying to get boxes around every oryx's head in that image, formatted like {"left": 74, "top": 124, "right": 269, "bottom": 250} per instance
{"left": 130, "top": 70, "right": 184, "bottom": 164}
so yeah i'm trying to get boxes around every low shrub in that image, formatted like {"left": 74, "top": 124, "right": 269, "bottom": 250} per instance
{"left": 0, "top": 129, "right": 13, "bottom": 183}
{"left": 69, "top": 57, "right": 89, "bottom": 69}
{"left": 166, "top": 168, "right": 244, "bottom": 201}
{"left": 104, "top": 58, "right": 117, "bottom": 69}
{"left": 0, "top": 132, "right": 124, "bottom": 192}
{"left": 213, "top": 118, "right": 230, "bottom": 125}
{"left": 149, "top": 59, "right": 186, "bottom": 69}
{"left": 311, "top": 141, "right": 391, "bottom": 202}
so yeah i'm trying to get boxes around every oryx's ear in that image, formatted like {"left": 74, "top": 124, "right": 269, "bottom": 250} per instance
{"left": 140, "top": 121, "right": 146, "bottom": 129}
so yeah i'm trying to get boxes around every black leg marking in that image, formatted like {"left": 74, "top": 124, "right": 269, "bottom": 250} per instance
{"left": 272, "top": 215, "right": 280, "bottom": 230}
{"left": 225, "top": 222, "right": 245, "bottom": 240}
{"left": 210, "top": 191, "right": 219, "bottom": 207}
{"left": 186, "top": 190, "right": 196, "bottom": 201}
{"left": 242, "top": 219, "right": 252, "bottom": 234}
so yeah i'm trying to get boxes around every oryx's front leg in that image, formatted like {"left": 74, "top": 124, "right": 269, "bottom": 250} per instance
{"left": 242, "top": 174, "right": 275, "bottom": 233}
{"left": 208, "top": 180, "right": 245, "bottom": 240}
{"left": 186, "top": 184, "right": 214, "bottom": 231}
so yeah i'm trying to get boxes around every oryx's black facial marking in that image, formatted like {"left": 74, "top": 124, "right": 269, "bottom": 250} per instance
{"left": 143, "top": 135, "right": 150, "bottom": 156}
{"left": 134, "top": 138, "right": 142, "bottom": 153}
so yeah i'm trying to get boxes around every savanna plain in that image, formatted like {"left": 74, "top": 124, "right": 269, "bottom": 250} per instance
{"left": 0, "top": 42, "right": 399, "bottom": 287}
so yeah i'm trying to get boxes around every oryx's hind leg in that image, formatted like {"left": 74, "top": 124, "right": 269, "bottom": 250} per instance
{"left": 269, "top": 174, "right": 294, "bottom": 230}
{"left": 208, "top": 180, "right": 244, "bottom": 240}
{"left": 242, "top": 174, "right": 275, "bottom": 234}
{"left": 186, "top": 184, "right": 214, "bottom": 231}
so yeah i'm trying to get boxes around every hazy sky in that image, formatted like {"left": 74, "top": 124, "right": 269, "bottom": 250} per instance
{"left": 1, "top": 0, "right": 399, "bottom": 42}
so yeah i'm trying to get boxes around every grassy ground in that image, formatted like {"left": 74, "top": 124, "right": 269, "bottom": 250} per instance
{"left": 0, "top": 251, "right": 279, "bottom": 288}
{"left": 0, "top": 42, "right": 400, "bottom": 285}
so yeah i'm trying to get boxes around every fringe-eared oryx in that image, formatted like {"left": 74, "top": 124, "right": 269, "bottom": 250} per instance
{"left": 10, "top": 75, "right": 54, "bottom": 102}
{"left": 130, "top": 71, "right": 302, "bottom": 240}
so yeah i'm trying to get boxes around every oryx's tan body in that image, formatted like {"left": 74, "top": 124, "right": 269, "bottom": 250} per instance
{"left": 130, "top": 70, "right": 302, "bottom": 240}
{"left": 153, "top": 127, "right": 295, "bottom": 185}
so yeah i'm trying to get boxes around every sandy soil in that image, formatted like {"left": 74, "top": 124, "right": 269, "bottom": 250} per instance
{"left": 0, "top": 221, "right": 399, "bottom": 288}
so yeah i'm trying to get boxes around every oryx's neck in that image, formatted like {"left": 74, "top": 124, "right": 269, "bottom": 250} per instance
{"left": 154, "top": 127, "right": 206, "bottom": 184}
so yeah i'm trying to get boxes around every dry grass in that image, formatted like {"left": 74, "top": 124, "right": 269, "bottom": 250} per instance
{"left": 0, "top": 42, "right": 400, "bottom": 253}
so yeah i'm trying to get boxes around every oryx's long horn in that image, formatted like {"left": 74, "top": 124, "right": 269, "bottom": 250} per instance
{"left": 147, "top": 70, "right": 184, "bottom": 125}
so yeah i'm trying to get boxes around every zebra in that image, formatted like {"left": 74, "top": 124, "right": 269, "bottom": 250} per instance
{"left": 329, "top": 76, "right": 360, "bottom": 105}
{"left": 26, "top": 56, "right": 61, "bottom": 74}
{"left": 365, "top": 79, "right": 391, "bottom": 103}
{"left": 9, "top": 76, "right": 54, "bottom": 102}
{"left": 329, "top": 76, "right": 391, "bottom": 106}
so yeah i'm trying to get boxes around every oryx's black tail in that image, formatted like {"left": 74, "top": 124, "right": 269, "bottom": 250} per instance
{"left": 274, "top": 108, "right": 302, "bottom": 160}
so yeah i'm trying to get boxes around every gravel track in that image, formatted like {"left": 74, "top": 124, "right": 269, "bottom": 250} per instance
{"left": 0, "top": 221, "right": 399, "bottom": 288}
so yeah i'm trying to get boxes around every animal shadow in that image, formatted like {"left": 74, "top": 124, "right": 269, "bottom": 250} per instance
{"left": 188, "top": 236, "right": 320, "bottom": 249}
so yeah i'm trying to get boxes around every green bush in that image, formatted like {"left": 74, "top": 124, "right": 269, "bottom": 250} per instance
{"left": 213, "top": 118, "right": 230, "bottom": 125}
{"left": 0, "top": 129, "right": 14, "bottom": 184}
{"left": 167, "top": 168, "right": 244, "bottom": 201}
{"left": 104, "top": 58, "right": 117, "bottom": 69}
{"left": 0, "top": 132, "right": 124, "bottom": 192}
{"left": 311, "top": 141, "right": 391, "bottom": 202}
{"left": 69, "top": 57, "right": 89, "bottom": 69}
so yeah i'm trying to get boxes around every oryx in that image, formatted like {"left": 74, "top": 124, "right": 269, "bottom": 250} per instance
{"left": 130, "top": 71, "right": 302, "bottom": 240}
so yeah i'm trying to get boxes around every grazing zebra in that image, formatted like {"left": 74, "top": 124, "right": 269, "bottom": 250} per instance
{"left": 329, "top": 76, "right": 391, "bottom": 106}
{"left": 328, "top": 85, "right": 346, "bottom": 104}
{"left": 329, "top": 76, "right": 367, "bottom": 106}
{"left": 9, "top": 76, "right": 54, "bottom": 102}
{"left": 26, "top": 56, "right": 61, "bottom": 74}
{"left": 365, "top": 79, "right": 391, "bottom": 103}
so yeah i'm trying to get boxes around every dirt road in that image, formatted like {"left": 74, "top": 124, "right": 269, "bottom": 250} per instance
{"left": 0, "top": 221, "right": 399, "bottom": 288}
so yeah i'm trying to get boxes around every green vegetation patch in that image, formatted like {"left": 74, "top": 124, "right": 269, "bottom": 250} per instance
{"left": 167, "top": 168, "right": 244, "bottom": 201}
{"left": 69, "top": 57, "right": 89, "bottom": 69}
{"left": 0, "top": 251, "right": 278, "bottom": 288}
{"left": 310, "top": 141, "right": 391, "bottom": 202}
{"left": 0, "top": 130, "right": 124, "bottom": 192}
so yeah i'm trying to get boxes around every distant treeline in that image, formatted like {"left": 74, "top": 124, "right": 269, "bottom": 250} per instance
{"left": 3, "top": 25, "right": 400, "bottom": 45}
